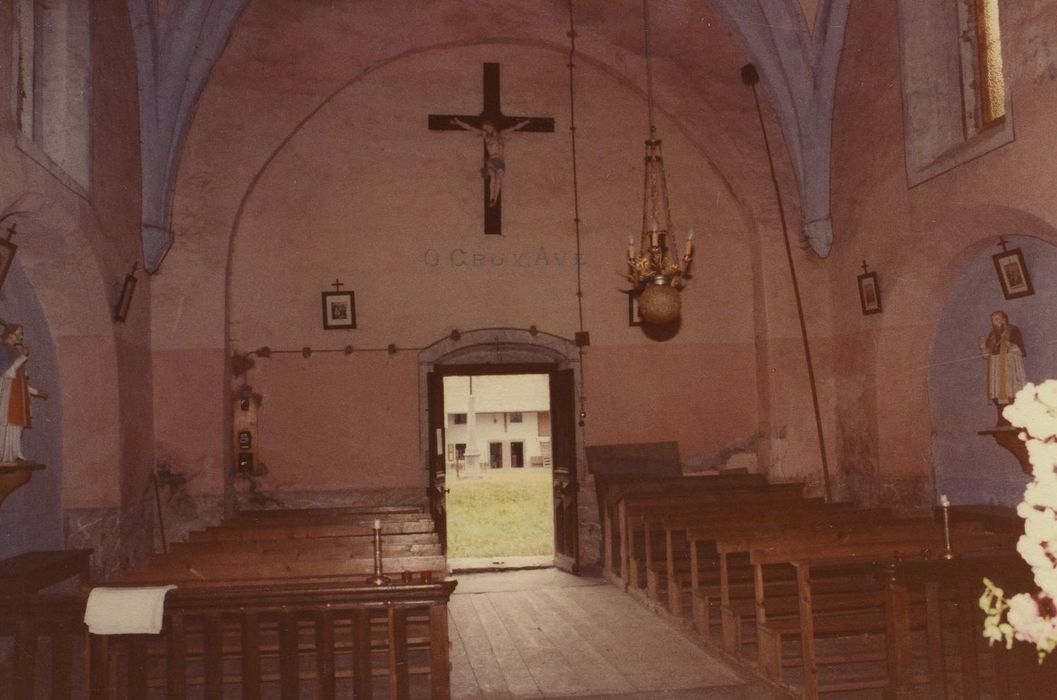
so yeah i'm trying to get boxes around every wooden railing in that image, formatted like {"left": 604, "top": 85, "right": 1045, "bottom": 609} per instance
{"left": 1, "top": 579, "right": 456, "bottom": 699}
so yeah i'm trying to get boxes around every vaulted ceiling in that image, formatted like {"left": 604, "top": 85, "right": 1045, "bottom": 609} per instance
{"left": 130, "top": 0, "right": 849, "bottom": 270}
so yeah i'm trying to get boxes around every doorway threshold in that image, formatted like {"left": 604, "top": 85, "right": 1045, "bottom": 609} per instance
{"left": 449, "top": 554, "right": 554, "bottom": 573}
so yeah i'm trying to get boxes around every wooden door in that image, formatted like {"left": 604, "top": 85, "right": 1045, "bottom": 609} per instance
{"left": 549, "top": 369, "right": 579, "bottom": 572}
{"left": 426, "top": 372, "right": 448, "bottom": 553}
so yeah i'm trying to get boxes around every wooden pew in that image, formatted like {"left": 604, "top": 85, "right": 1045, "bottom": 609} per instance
{"left": 0, "top": 549, "right": 92, "bottom": 595}
{"left": 646, "top": 502, "right": 877, "bottom": 616}
{"left": 880, "top": 552, "right": 1057, "bottom": 699}
{"left": 711, "top": 517, "right": 958, "bottom": 651}
{"left": 223, "top": 509, "right": 431, "bottom": 527}
{"left": 232, "top": 505, "right": 426, "bottom": 519}
{"left": 618, "top": 481, "right": 805, "bottom": 588}
{"left": 715, "top": 520, "right": 984, "bottom": 656}
{"left": 188, "top": 517, "right": 437, "bottom": 542}
{"left": 106, "top": 508, "right": 452, "bottom": 697}
{"left": 747, "top": 527, "right": 1015, "bottom": 698}
{"left": 598, "top": 470, "right": 766, "bottom": 579}
{"left": 0, "top": 509, "right": 453, "bottom": 698}
{"left": 170, "top": 531, "right": 439, "bottom": 556}
{"left": 665, "top": 507, "right": 892, "bottom": 628}
{"left": 0, "top": 578, "right": 457, "bottom": 700}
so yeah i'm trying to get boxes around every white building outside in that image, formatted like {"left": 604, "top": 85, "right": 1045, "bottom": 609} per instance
{"left": 443, "top": 374, "right": 552, "bottom": 475}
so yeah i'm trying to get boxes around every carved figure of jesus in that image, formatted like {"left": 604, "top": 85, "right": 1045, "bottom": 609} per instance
{"left": 451, "top": 117, "right": 531, "bottom": 206}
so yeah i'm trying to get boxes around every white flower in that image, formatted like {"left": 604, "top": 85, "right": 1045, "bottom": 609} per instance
{"left": 981, "top": 378, "right": 1057, "bottom": 658}
{"left": 1006, "top": 594, "right": 1057, "bottom": 645}
{"left": 1006, "top": 382, "right": 1057, "bottom": 440}
{"left": 1037, "top": 381, "right": 1057, "bottom": 410}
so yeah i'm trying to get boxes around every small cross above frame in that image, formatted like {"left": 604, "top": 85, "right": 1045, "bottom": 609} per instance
{"left": 331, "top": 279, "right": 344, "bottom": 292}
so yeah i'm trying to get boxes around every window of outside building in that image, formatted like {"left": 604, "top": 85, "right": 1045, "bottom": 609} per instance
{"left": 509, "top": 412, "right": 523, "bottom": 423}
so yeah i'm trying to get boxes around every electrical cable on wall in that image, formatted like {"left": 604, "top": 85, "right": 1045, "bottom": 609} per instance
{"left": 567, "top": 0, "right": 589, "bottom": 426}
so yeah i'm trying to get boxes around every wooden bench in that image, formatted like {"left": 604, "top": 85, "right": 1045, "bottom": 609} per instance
{"left": 100, "top": 508, "right": 453, "bottom": 698}
{"left": 747, "top": 529, "right": 1015, "bottom": 698}
{"left": 647, "top": 503, "right": 883, "bottom": 616}
{"left": 223, "top": 509, "right": 431, "bottom": 526}
{"left": 188, "top": 518, "right": 437, "bottom": 542}
{"left": 170, "top": 531, "right": 439, "bottom": 556}
{"left": 0, "top": 549, "right": 92, "bottom": 595}
{"left": 879, "top": 551, "right": 1057, "bottom": 699}
{"left": 677, "top": 516, "right": 889, "bottom": 631}
{"left": 618, "top": 481, "right": 805, "bottom": 587}
{"left": 598, "top": 470, "right": 766, "bottom": 578}
{"left": 0, "top": 577, "right": 457, "bottom": 700}
{"left": 710, "top": 516, "right": 959, "bottom": 648}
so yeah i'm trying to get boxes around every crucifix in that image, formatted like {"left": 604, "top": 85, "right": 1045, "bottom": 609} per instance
{"left": 429, "top": 63, "right": 554, "bottom": 235}
{"left": 331, "top": 279, "right": 344, "bottom": 292}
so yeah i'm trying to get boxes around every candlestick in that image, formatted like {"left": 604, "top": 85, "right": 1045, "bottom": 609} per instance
{"left": 940, "top": 495, "right": 955, "bottom": 560}
{"left": 366, "top": 519, "right": 390, "bottom": 585}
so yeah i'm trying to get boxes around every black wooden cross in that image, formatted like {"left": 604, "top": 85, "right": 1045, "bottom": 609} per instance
{"left": 429, "top": 63, "right": 554, "bottom": 235}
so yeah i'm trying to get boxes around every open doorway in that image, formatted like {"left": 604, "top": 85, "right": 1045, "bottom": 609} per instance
{"left": 442, "top": 373, "right": 555, "bottom": 569}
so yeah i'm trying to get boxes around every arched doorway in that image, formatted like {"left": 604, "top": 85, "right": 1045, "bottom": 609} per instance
{"left": 418, "top": 329, "right": 584, "bottom": 573}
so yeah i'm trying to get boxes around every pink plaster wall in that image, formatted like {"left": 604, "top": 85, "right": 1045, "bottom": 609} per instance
{"left": 829, "top": 0, "right": 1057, "bottom": 505}
{"left": 249, "top": 353, "right": 421, "bottom": 490}
{"left": 0, "top": 0, "right": 148, "bottom": 577}
{"left": 582, "top": 344, "right": 757, "bottom": 459}
{"left": 160, "top": 0, "right": 783, "bottom": 502}
{"left": 153, "top": 349, "right": 228, "bottom": 496}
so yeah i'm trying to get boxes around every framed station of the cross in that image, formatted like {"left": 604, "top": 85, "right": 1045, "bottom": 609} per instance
{"left": 322, "top": 290, "right": 356, "bottom": 330}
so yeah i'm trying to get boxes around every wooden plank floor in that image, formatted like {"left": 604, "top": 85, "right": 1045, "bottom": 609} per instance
{"left": 449, "top": 569, "right": 781, "bottom": 699}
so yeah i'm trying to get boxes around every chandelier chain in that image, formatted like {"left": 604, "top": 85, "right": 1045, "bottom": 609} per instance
{"left": 643, "top": 0, "right": 657, "bottom": 135}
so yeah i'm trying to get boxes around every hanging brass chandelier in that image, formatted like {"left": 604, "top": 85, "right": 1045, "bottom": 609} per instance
{"left": 625, "top": 0, "right": 693, "bottom": 326}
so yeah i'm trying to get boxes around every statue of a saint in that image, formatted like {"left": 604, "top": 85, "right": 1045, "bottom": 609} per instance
{"left": 0, "top": 323, "right": 49, "bottom": 463}
{"left": 978, "top": 310, "right": 1026, "bottom": 426}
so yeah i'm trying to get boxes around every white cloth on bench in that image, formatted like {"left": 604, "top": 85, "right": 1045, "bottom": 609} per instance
{"left": 84, "top": 585, "right": 177, "bottom": 635}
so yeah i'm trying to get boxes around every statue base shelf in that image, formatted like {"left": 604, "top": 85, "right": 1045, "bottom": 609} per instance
{"left": 0, "top": 461, "right": 44, "bottom": 510}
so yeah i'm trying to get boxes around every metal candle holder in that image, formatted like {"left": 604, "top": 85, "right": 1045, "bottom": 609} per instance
{"left": 366, "top": 521, "right": 391, "bottom": 585}
{"left": 940, "top": 496, "right": 955, "bottom": 560}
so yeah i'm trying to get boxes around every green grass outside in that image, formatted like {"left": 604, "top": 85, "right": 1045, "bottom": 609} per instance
{"left": 446, "top": 467, "right": 554, "bottom": 558}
